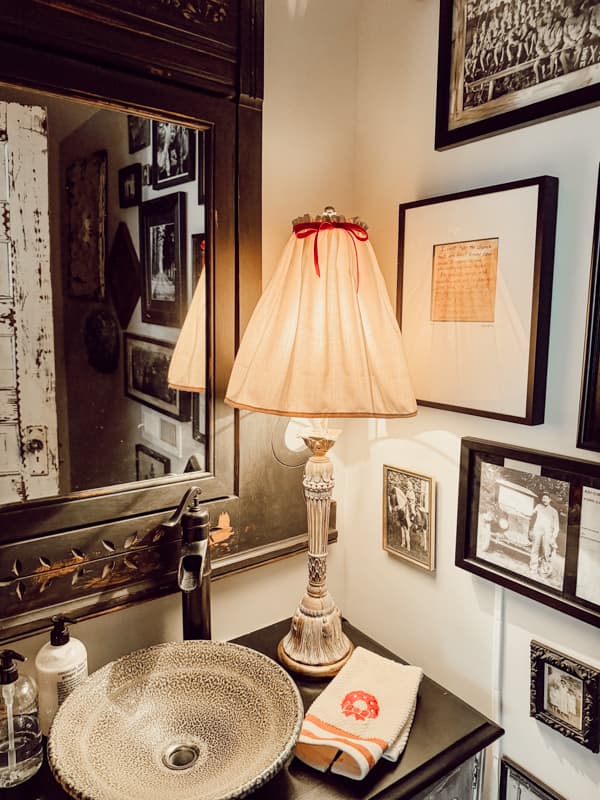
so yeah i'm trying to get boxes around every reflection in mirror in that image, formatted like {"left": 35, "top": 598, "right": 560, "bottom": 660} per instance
{"left": 0, "top": 86, "right": 210, "bottom": 506}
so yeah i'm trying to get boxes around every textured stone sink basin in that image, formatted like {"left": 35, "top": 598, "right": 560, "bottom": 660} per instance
{"left": 47, "top": 641, "right": 303, "bottom": 800}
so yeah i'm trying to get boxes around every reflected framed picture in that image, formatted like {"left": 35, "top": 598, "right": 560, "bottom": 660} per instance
{"left": 139, "top": 192, "right": 186, "bottom": 327}
{"left": 456, "top": 437, "right": 600, "bottom": 628}
{"left": 383, "top": 465, "right": 435, "bottom": 571}
{"left": 127, "top": 115, "right": 150, "bottom": 154}
{"left": 435, "top": 0, "right": 600, "bottom": 150}
{"left": 398, "top": 176, "right": 558, "bottom": 424}
{"left": 578, "top": 165, "right": 600, "bottom": 451}
{"left": 65, "top": 149, "right": 107, "bottom": 299}
{"left": 135, "top": 443, "right": 170, "bottom": 481}
{"left": 124, "top": 333, "right": 190, "bottom": 421}
{"left": 530, "top": 641, "right": 600, "bottom": 752}
{"left": 152, "top": 121, "right": 196, "bottom": 190}
{"left": 500, "top": 757, "right": 565, "bottom": 800}
{"left": 118, "top": 163, "right": 142, "bottom": 208}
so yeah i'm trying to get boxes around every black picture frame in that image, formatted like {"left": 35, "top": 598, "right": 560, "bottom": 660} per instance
{"left": 397, "top": 176, "right": 558, "bottom": 424}
{"left": 135, "top": 443, "right": 171, "bottom": 481}
{"left": 435, "top": 0, "right": 600, "bottom": 150}
{"left": 500, "top": 757, "right": 566, "bottom": 800}
{"left": 456, "top": 437, "right": 600, "bottom": 629}
{"left": 124, "top": 333, "right": 191, "bottom": 421}
{"left": 530, "top": 641, "right": 600, "bottom": 752}
{"left": 127, "top": 114, "right": 150, "bottom": 154}
{"left": 118, "top": 163, "right": 142, "bottom": 208}
{"left": 139, "top": 192, "right": 187, "bottom": 327}
{"left": 578, "top": 165, "right": 600, "bottom": 451}
{"left": 152, "top": 121, "right": 196, "bottom": 190}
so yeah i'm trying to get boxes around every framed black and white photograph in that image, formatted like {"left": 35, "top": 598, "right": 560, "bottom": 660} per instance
{"left": 383, "top": 465, "right": 435, "bottom": 571}
{"left": 152, "top": 121, "right": 196, "bottom": 190}
{"left": 118, "top": 163, "right": 142, "bottom": 208}
{"left": 500, "top": 757, "right": 566, "bottom": 800}
{"left": 435, "top": 0, "right": 600, "bottom": 149}
{"left": 139, "top": 192, "right": 187, "bottom": 327}
{"left": 135, "top": 443, "right": 171, "bottom": 481}
{"left": 127, "top": 115, "right": 150, "bottom": 154}
{"left": 456, "top": 437, "right": 600, "bottom": 628}
{"left": 398, "top": 176, "right": 558, "bottom": 424}
{"left": 530, "top": 641, "right": 600, "bottom": 752}
{"left": 578, "top": 165, "right": 600, "bottom": 451}
{"left": 124, "top": 333, "right": 190, "bottom": 421}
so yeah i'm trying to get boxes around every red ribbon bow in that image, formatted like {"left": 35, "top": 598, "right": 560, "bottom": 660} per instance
{"left": 293, "top": 220, "right": 368, "bottom": 291}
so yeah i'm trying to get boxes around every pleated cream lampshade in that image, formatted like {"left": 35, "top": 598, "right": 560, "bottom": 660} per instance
{"left": 168, "top": 268, "right": 206, "bottom": 392}
{"left": 225, "top": 213, "right": 417, "bottom": 418}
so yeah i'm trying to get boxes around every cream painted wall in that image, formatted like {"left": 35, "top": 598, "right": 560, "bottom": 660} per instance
{"left": 338, "top": 2, "right": 600, "bottom": 799}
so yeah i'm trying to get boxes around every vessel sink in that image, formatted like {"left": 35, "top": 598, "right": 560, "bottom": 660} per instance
{"left": 47, "top": 641, "right": 303, "bottom": 800}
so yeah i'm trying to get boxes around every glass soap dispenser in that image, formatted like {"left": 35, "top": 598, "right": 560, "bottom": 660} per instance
{"left": 0, "top": 650, "right": 43, "bottom": 788}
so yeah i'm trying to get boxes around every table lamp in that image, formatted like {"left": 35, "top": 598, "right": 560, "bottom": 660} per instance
{"left": 226, "top": 207, "right": 417, "bottom": 677}
{"left": 168, "top": 265, "right": 206, "bottom": 392}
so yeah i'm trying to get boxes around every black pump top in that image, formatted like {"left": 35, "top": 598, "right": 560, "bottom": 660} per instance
{"left": 50, "top": 614, "right": 73, "bottom": 646}
{"left": 0, "top": 650, "right": 25, "bottom": 685}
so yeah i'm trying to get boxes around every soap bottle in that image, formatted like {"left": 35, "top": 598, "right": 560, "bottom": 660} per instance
{"left": 0, "top": 649, "right": 43, "bottom": 788}
{"left": 35, "top": 615, "right": 88, "bottom": 736}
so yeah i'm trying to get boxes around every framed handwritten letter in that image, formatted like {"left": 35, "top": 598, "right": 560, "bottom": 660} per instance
{"left": 397, "top": 177, "right": 558, "bottom": 424}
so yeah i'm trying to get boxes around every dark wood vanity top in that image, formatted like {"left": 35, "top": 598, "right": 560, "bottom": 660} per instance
{"left": 5, "top": 618, "right": 502, "bottom": 799}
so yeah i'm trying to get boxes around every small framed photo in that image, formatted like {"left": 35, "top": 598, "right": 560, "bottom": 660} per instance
{"left": 500, "top": 757, "right": 565, "bottom": 800}
{"left": 398, "top": 176, "right": 558, "bottom": 424}
{"left": 152, "top": 121, "right": 196, "bottom": 190}
{"left": 135, "top": 443, "right": 171, "bottom": 481}
{"left": 140, "top": 407, "right": 183, "bottom": 458}
{"left": 139, "top": 192, "right": 187, "bottom": 327}
{"left": 530, "top": 641, "right": 600, "bottom": 753}
{"left": 127, "top": 115, "right": 150, "bottom": 154}
{"left": 118, "top": 163, "right": 142, "bottom": 208}
{"left": 456, "top": 437, "right": 600, "bottom": 628}
{"left": 383, "top": 465, "right": 435, "bottom": 571}
{"left": 124, "top": 333, "right": 190, "bottom": 421}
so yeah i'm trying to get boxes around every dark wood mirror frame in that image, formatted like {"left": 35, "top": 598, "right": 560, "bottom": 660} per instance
{"left": 0, "top": 0, "right": 311, "bottom": 642}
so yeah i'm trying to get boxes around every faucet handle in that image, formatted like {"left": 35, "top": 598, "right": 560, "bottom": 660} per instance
{"left": 161, "top": 486, "right": 202, "bottom": 530}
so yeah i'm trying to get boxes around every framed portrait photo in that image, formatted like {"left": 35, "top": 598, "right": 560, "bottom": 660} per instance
{"left": 135, "top": 443, "right": 171, "bottom": 482}
{"left": 118, "top": 163, "right": 142, "bottom": 208}
{"left": 500, "top": 757, "right": 566, "bottom": 800}
{"left": 139, "top": 192, "right": 187, "bottom": 327}
{"left": 124, "top": 333, "right": 190, "bottom": 421}
{"left": 152, "top": 121, "right": 196, "bottom": 190}
{"left": 530, "top": 641, "right": 600, "bottom": 752}
{"left": 435, "top": 0, "right": 600, "bottom": 149}
{"left": 578, "top": 165, "right": 600, "bottom": 451}
{"left": 383, "top": 465, "right": 435, "bottom": 571}
{"left": 398, "top": 176, "right": 558, "bottom": 424}
{"left": 456, "top": 437, "right": 600, "bottom": 628}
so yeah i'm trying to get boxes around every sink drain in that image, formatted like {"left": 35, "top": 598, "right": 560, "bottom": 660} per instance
{"left": 162, "top": 743, "right": 201, "bottom": 771}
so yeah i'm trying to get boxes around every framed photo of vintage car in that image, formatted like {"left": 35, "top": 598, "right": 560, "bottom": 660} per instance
{"left": 397, "top": 176, "right": 558, "bottom": 425}
{"left": 383, "top": 465, "right": 435, "bottom": 571}
{"left": 456, "top": 437, "right": 600, "bottom": 628}
{"left": 435, "top": 0, "right": 600, "bottom": 149}
{"left": 500, "top": 757, "right": 566, "bottom": 800}
{"left": 530, "top": 641, "right": 600, "bottom": 752}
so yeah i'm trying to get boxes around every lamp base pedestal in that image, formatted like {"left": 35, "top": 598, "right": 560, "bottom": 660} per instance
{"left": 277, "top": 595, "right": 353, "bottom": 678}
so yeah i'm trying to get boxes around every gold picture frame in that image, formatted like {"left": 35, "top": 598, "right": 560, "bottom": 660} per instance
{"left": 383, "top": 465, "right": 436, "bottom": 572}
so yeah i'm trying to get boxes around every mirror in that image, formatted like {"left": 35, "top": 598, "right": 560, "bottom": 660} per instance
{"left": 0, "top": 86, "right": 210, "bottom": 503}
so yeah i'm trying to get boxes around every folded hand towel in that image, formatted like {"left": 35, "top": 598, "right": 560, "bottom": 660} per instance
{"left": 294, "top": 646, "right": 423, "bottom": 780}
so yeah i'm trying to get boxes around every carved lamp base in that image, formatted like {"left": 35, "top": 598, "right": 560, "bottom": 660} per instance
{"left": 277, "top": 428, "right": 353, "bottom": 678}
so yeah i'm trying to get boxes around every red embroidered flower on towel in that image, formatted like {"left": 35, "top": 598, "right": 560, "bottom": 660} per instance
{"left": 341, "top": 690, "right": 380, "bottom": 721}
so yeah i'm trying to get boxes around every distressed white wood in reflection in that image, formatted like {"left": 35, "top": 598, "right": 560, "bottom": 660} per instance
{"left": 0, "top": 101, "right": 58, "bottom": 503}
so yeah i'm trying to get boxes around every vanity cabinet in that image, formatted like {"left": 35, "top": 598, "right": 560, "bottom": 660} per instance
{"left": 7, "top": 619, "right": 502, "bottom": 800}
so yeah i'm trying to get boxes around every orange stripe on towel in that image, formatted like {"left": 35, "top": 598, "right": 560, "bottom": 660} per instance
{"left": 304, "top": 714, "right": 388, "bottom": 749}
{"left": 301, "top": 729, "right": 378, "bottom": 769}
